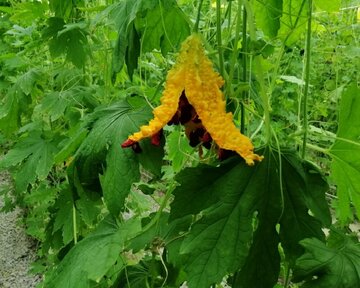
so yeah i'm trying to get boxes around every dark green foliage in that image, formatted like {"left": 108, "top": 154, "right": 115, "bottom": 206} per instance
{"left": 44, "top": 216, "right": 141, "bottom": 288}
{"left": 170, "top": 149, "right": 330, "bottom": 288}
{"left": 43, "top": 18, "right": 90, "bottom": 68}
{"left": 293, "top": 231, "right": 360, "bottom": 287}
{"left": 110, "top": 0, "right": 190, "bottom": 80}
{"left": 73, "top": 99, "right": 164, "bottom": 216}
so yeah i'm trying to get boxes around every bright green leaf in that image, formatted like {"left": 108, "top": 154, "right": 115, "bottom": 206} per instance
{"left": 67, "top": 163, "right": 102, "bottom": 227}
{"left": 49, "top": 0, "right": 73, "bottom": 21}
{"left": 253, "top": 0, "right": 283, "bottom": 38}
{"left": 52, "top": 187, "right": 74, "bottom": 245}
{"left": 329, "top": 84, "right": 360, "bottom": 223}
{"left": 0, "top": 131, "right": 59, "bottom": 191}
{"left": 9, "top": 2, "right": 48, "bottom": 25}
{"left": 0, "top": 86, "right": 22, "bottom": 136}
{"left": 54, "top": 128, "right": 88, "bottom": 164}
{"left": 110, "top": 0, "right": 189, "bottom": 79}
{"left": 293, "top": 236, "right": 360, "bottom": 287}
{"left": 166, "top": 129, "right": 194, "bottom": 173}
{"left": 137, "top": 0, "right": 190, "bottom": 55}
{"left": 278, "top": 0, "right": 308, "bottom": 45}
{"left": 45, "top": 216, "right": 141, "bottom": 288}
{"left": 314, "top": 0, "right": 341, "bottom": 12}
{"left": 17, "top": 68, "right": 41, "bottom": 95}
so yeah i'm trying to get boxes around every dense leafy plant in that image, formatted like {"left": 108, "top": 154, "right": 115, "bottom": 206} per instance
{"left": 0, "top": 0, "right": 359, "bottom": 287}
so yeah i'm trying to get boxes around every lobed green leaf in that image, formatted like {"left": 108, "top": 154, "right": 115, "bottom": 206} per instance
{"left": 329, "top": 84, "right": 360, "bottom": 223}
{"left": 293, "top": 234, "right": 360, "bottom": 287}
{"left": 170, "top": 149, "right": 330, "bottom": 288}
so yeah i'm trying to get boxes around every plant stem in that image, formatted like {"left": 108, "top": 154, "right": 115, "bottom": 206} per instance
{"left": 227, "top": 1, "right": 242, "bottom": 89}
{"left": 142, "top": 182, "right": 176, "bottom": 233}
{"left": 243, "top": 1, "right": 271, "bottom": 144}
{"left": 72, "top": 204, "right": 78, "bottom": 244}
{"left": 194, "top": 0, "right": 204, "bottom": 33}
{"left": 216, "top": 0, "right": 225, "bottom": 76}
{"left": 227, "top": 0, "right": 232, "bottom": 36}
{"left": 301, "top": 0, "right": 313, "bottom": 158}
{"left": 284, "top": 263, "right": 291, "bottom": 288}
{"left": 241, "top": 1, "right": 247, "bottom": 133}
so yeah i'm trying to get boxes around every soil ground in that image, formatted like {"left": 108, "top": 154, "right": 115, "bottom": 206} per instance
{"left": 0, "top": 172, "right": 40, "bottom": 288}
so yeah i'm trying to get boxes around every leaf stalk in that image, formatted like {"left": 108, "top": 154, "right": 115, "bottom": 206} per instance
{"left": 216, "top": 0, "right": 225, "bottom": 76}
{"left": 301, "top": 0, "right": 313, "bottom": 158}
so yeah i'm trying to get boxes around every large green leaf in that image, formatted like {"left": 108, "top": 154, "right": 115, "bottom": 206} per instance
{"left": 329, "top": 84, "right": 360, "bottom": 223}
{"left": 0, "top": 85, "right": 23, "bottom": 136}
{"left": 17, "top": 68, "right": 41, "bottom": 95}
{"left": 129, "top": 212, "right": 191, "bottom": 253}
{"left": 45, "top": 216, "right": 141, "bottom": 288}
{"left": 0, "top": 90, "right": 20, "bottom": 137}
{"left": 36, "top": 87, "right": 98, "bottom": 122}
{"left": 49, "top": 0, "right": 73, "bottom": 21}
{"left": 278, "top": 0, "right": 308, "bottom": 45}
{"left": 314, "top": 0, "right": 341, "bottom": 12}
{"left": 253, "top": 0, "right": 283, "bottom": 38}
{"left": 293, "top": 235, "right": 360, "bottom": 287}
{"left": 110, "top": 0, "right": 189, "bottom": 79}
{"left": 8, "top": 1, "right": 48, "bottom": 25}
{"left": 75, "top": 99, "right": 163, "bottom": 216}
{"left": 43, "top": 18, "right": 90, "bottom": 68}
{"left": 109, "top": 0, "right": 157, "bottom": 78}
{"left": 170, "top": 149, "right": 330, "bottom": 288}
{"left": 52, "top": 186, "right": 76, "bottom": 245}
{"left": 0, "top": 131, "right": 59, "bottom": 191}
{"left": 136, "top": 0, "right": 190, "bottom": 55}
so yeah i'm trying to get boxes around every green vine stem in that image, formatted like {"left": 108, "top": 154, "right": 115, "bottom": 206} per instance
{"left": 193, "top": 0, "right": 204, "bottom": 33}
{"left": 72, "top": 204, "right": 78, "bottom": 244}
{"left": 216, "top": 0, "right": 225, "bottom": 77}
{"left": 240, "top": 2, "right": 247, "bottom": 134}
{"left": 243, "top": 1, "right": 271, "bottom": 144}
{"left": 227, "top": 1, "right": 247, "bottom": 133}
{"left": 301, "top": 0, "right": 313, "bottom": 158}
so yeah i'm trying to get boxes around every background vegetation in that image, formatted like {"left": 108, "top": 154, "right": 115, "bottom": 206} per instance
{"left": 0, "top": 0, "right": 359, "bottom": 287}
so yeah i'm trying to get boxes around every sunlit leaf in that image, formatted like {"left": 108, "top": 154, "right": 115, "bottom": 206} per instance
{"left": 253, "top": 0, "right": 282, "bottom": 38}
{"left": 137, "top": 0, "right": 190, "bottom": 55}
{"left": 314, "top": 0, "right": 341, "bottom": 12}
{"left": 45, "top": 216, "right": 141, "bottom": 288}
{"left": 278, "top": 0, "right": 308, "bottom": 45}
{"left": 9, "top": 1, "right": 48, "bottom": 25}
{"left": 0, "top": 86, "right": 21, "bottom": 136}
{"left": 49, "top": 0, "right": 73, "bottom": 21}
{"left": 329, "top": 84, "right": 360, "bottom": 223}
